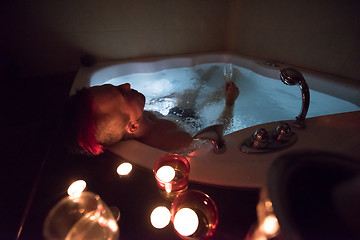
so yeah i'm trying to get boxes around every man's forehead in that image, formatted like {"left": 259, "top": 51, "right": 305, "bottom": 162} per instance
{"left": 90, "top": 84, "right": 118, "bottom": 96}
{"left": 90, "top": 86, "right": 126, "bottom": 108}
{"left": 91, "top": 84, "right": 113, "bottom": 91}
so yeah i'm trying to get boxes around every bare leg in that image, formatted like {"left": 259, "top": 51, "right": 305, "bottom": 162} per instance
{"left": 217, "top": 82, "right": 240, "bottom": 131}
{"left": 174, "top": 88, "right": 201, "bottom": 109}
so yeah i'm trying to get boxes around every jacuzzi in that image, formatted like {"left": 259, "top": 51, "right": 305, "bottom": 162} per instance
{"left": 71, "top": 52, "right": 360, "bottom": 188}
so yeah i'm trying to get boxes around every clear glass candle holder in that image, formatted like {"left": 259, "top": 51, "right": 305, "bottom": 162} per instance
{"left": 171, "top": 190, "right": 219, "bottom": 240}
{"left": 154, "top": 153, "right": 190, "bottom": 199}
{"left": 43, "top": 191, "right": 119, "bottom": 240}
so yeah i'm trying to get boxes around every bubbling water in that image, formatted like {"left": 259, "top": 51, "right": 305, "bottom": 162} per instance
{"left": 104, "top": 63, "right": 359, "bottom": 135}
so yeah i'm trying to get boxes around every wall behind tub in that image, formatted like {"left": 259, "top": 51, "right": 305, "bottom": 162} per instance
{"left": 1, "top": 0, "right": 359, "bottom": 82}
{"left": 0, "top": 0, "right": 231, "bottom": 78}
{"left": 228, "top": 0, "right": 360, "bottom": 82}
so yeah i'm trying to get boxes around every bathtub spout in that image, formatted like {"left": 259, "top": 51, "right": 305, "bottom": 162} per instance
{"left": 280, "top": 68, "right": 310, "bottom": 128}
{"left": 193, "top": 124, "right": 226, "bottom": 154}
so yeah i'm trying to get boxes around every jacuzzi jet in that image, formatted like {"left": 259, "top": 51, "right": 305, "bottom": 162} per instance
{"left": 280, "top": 68, "right": 310, "bottom": 128}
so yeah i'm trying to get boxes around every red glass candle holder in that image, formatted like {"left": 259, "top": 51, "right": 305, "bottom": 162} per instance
{"left": 154, "top": 153, "right": 190, "bottom": 199}
{"left": 171, "top": 190, "right": 219, "bottom": 240}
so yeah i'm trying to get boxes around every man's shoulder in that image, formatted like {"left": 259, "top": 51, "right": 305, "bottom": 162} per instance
{"left": 143, "top": 110, "right": 163, "bottom": 119}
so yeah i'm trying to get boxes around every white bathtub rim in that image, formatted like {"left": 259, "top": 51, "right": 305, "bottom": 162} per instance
{"left": 107, "top": 111, "right": 360, "bottom": 189}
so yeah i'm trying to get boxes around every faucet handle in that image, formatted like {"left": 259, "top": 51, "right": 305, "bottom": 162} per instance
{"left": 272, "top": 123, "right": 292, "bottom": 142}
{"left": 193, "top": 124, "right": 226, "bottom": 154}
{"left": 252, "top": 128, "right": 269, "bottom": 149}
{"left": 240, "top": 122, "right": 297, "bottom": 154}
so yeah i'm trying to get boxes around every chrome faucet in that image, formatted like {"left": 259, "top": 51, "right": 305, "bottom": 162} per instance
{"left": 193, "top": 124, "right": 226, "bottom": 154}
{"left": 280, "top": 68, "right": 310, "bottom": 128}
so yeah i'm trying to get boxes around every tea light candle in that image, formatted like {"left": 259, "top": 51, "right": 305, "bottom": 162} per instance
{"left": 67, "top": 180, "right": 86, "bottom": 197}
{"left": 173, "top": 208, "right": 199, "bottom": 237}
{"left": 156, "top": 165, "right": 175, "bottom": 182}
{"left": 117, "top": 162, "right": 133, "bottom": 176}
{"left": 171, "top": 190, "right": 218, "bottom": 239}
{"left": 150, "top": 206, "right": 171, "bottom": 229}
{"left": 154, "top": 153, "right": 190, "bottom": 198}
{"left": 261, "top": 214, "right": 279, "bottom": 236}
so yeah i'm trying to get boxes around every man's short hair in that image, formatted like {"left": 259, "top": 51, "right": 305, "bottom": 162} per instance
{"left": 60, "top": 88, "right": 103, "bottom": 155}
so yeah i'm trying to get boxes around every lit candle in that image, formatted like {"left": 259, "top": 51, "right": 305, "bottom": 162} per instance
{"left": 107, "top": 219, "right": 119, "bottom": 232}
{"left": 117, "top": 162, "right": 133, "bottom": 176}
{"left": 154, "top": 154, "right": 190, "bottom": 198}
{"left": 67, "top": 180, "right": 86, "bottom": 197}
{"left": 156, "top": 165, "right": 176, "bottom": 183}
{"left": 150, "top": 206, "right": 171, "bottom": 229}
{"left": 261, "top": 214, "right": 279, "bottom": 236}
{"left": 173, "top": 208, "right": 199, "bottom": 237}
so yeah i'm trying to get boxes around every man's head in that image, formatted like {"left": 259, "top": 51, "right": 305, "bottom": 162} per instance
{"left": 62, "top": 83, "right": 145, "bottom": 155}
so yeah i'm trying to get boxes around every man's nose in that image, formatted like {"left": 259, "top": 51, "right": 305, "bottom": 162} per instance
{"left": 119, "top": 83, "right": 131, "bottom": 91}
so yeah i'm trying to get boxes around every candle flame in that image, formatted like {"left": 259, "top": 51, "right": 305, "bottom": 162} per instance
{"left": 150, "top": 206, "right": 171, "bottom": 229}
{"left": 117, "top": 162, "right": 133, "bottom": 176}
{"left": 156, "top": 166, "right": 175, "bottom": 182}
{"left": 261, "top": 214, "right": 279, "bottom": 236}
{"left": 173, "top": 208, "right": 199, "bottom": 237}
{"left": 67, "top": 180, "right": 86, "bottom": 197}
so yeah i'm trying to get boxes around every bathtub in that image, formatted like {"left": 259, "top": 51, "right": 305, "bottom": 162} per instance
{"left": 71, "top": 52, "right": 360, "bottom": 188}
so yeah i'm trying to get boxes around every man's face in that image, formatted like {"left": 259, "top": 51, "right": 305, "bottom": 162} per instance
{"left": 90, "top": 83, "right": 146, "bottom": 124}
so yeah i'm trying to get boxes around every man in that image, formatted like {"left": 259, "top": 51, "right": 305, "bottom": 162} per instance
{"left": 61, "top": 82, "right": 239, "bottom": 155}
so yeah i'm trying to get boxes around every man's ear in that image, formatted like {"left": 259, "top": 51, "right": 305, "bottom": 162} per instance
{"left": 126, "top": 121, "right": 139, "bottom": 134}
